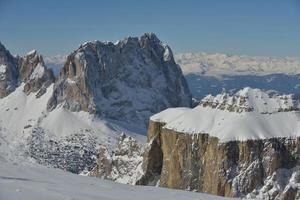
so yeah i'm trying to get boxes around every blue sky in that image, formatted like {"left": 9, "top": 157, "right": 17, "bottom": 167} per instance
{"left": 0, "top": 0, "right": 299, "bottom": 56}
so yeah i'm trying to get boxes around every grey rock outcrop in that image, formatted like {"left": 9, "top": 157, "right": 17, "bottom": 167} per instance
{"left": 47, "top": 33, "right": 191, "bottom": 125}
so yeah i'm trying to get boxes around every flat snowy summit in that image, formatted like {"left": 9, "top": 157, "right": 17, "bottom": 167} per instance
{"left": 151, "top": 88, "right": 300, "bottom": 141}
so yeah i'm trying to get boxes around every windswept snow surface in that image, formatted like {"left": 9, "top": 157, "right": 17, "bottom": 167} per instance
{"left": 0, "top": 161, "right": 233, "bottom": 200}
{"left": 151, "top": 88, "right": 300, "bottom": 142}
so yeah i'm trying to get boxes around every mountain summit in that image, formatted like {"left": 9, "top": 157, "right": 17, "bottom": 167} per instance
{"left": 0, "top": 42, "right": 54, "bottom": 98}
{"left": 47, "top": 33, "right": 191, "bottom": 125}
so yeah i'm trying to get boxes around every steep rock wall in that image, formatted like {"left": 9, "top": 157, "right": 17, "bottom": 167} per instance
{"left": 139, "top": 120, "right": 300, "bottom": 199}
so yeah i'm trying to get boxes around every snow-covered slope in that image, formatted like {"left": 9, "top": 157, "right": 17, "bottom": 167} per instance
{"left": 151, "top": 88, "right": 300, "bottom": 141}
{"left": 0, "top": 160, "right": 232, "bottom": 200}
{"left": 176, "top": 52, "right": 300, "bottom": 76}
{"left": 0, "top": 83, "right": 146, "bottom": 172}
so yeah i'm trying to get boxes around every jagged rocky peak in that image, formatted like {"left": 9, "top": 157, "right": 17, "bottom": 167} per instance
{"left": 0, "top": 42, "right": 19, "bottom": 98}
{"left": 0, "top": 42, "right": 54, "bottom": 98}
{"left": 19, "top": 50, "right": 42, "bottom": 81}
{"left": 48, "top": 33, "right": 191, "bottom": 124}
{"left": 200, "top": 87, "right": 299, "bottom": 113}
{"left": 19, "top": 49, "right": 55, "bottom": 95}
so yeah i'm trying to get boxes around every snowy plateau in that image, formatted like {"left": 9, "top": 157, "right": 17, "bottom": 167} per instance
{"left": 151, "top": 87, "right": 300, "bottom": 141}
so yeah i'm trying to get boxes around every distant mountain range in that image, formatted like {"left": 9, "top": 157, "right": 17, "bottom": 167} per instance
{"left": 176, "top": 52, "right": 300, "bottom": 76}
{"left": 176, "top": 53, "right": 300, "bottom": 100}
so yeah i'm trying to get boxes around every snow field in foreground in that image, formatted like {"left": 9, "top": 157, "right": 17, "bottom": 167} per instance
{"left": 0, "top": 161, "right": 234, "bottom": 200}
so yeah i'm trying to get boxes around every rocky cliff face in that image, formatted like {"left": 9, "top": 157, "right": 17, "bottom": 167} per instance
{"left": 136, "top": 89, "right": 300, "bottom": 199}
{"left": 0, "top": 43, "right": 55, "bottom": 98}
{"left": 19, "top": 50, "right": 55, "bottom": 96}
{"left": 138, "top": 121, "right": 300, "bottom": 199}
{"left": 47, "top": 33, "right": 191, "bottom": 125}
{"left": 0, "top": 42, "right": 19, "bottom": 98}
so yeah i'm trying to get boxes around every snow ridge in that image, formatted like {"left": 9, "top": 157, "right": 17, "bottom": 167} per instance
{"left": 151, "top": 88, "right": 300, "bottom": 141}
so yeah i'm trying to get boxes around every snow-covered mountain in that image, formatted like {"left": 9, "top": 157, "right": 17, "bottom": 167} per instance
{"left": 134, "top": 88, "right": 300, "bottom": 199}
{"left": 0, "top": 34, "right": 191, "bottom": 173}
{"left": 0, "top": 46, "right": 132, "bottom": 172}
{"left": 48, "top": 33, "right": 191, "bottom": 126}
{"left": 0, "top": 45, "right": 55, "bottom": 99}
{"left": 2, "top": 38, "right": 300, "bottom": 200}
{"left": 175, "top": 53, "right": 300, "bottom": 99}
